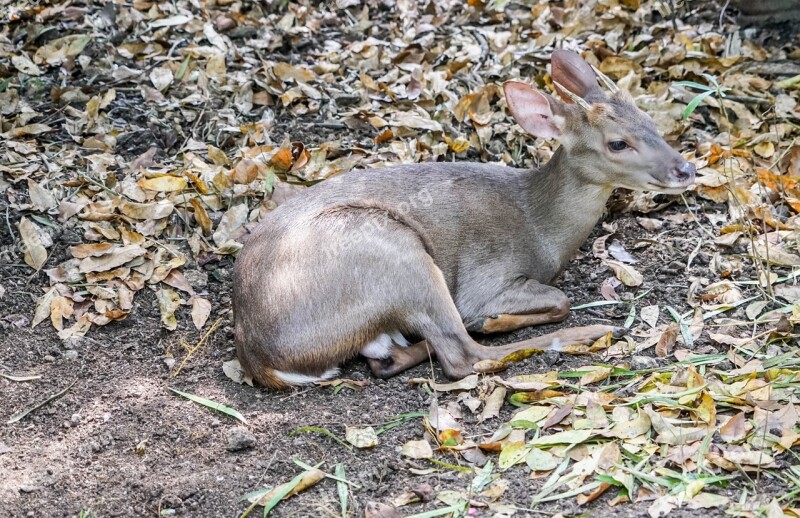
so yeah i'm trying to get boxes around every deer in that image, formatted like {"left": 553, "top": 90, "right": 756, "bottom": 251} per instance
{"left": 232, "top": 50, "right": 696, "bottom": 389}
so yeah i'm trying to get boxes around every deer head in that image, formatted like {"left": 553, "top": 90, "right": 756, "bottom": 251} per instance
{"left": 504, "top": 50, "right": 695, "bottom": 194}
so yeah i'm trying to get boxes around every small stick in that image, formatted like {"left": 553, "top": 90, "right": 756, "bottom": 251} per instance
{"left": 7, "top": 379, "right": 77, "bottom": 424}
{"left": 172, "top": 317, "right": 223, "bottom": 377}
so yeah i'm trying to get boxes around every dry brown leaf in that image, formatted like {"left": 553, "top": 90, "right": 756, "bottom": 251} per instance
{"left": 479, "top": 387, "right": 507, "bottom": 422}
{"left": 78, "top": 245, "right": 146, "bottom": 274}
{"left": 401, "top": 439, "right": 433, "bottom": 459}
{"left": 31, "top": 287, "right": 57, "bottom": 328}
{"left": 190, "top": 296, "right": 211, "bottom": 330}
{"left": 656, "top": 323, "right": 679, "bottom": 357}
{"left": 28, "top": 179, "right": 57, "bottom": 212}
{"left": 18, "top": 217, "right": 48, "bottom": 271}
{"left": 720, "top": 413, "right": 748, "bottom": 443}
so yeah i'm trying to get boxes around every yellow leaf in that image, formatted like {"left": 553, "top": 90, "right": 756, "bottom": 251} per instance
{"left": 693, "top": 392, "right": 716, "bottom": 425}
{"left": 157, "top": 288, "right": 181, "bottom": 331}
{"left": 498, "top": 441, "right": 528, "bottom": 469}
{"left": 754, "top": 141, "right": 775, "bottom": 158}
{"left": 207, "top": 145, "right": 230, "bottom": 165}
{"left": 138, "top": 175, "right": 188, "bottom": 192}
{"left": 609, "top": 409, "right": 651, "bottom": 439}
{"left": 579, "top": 365, "right": 612, "bottom": 386}
{"left": 345, "top": 426, "right": 378, "bottom": 448}
{"left": 189, "top": 198, "right": 213, "bottom": 235}
{"left": 473, "top": 359, "right": 507, "bottom": 374}
{"left": 604, "top": 259, "right": 643, "bottom": 287}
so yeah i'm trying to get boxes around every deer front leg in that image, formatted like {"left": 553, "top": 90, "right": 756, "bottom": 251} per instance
{"left": 463, "top": 280, "right": 571, "bottom": 334}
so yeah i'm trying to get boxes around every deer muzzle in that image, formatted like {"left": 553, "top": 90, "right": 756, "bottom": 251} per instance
{"left": 647, "top": 158, "right": 696, "bottom": 194}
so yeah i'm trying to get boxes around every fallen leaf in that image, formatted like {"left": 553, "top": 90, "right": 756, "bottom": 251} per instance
{"left": 402, "top": 439, "right": 433, "bottom": 459}
{"left": 157, "top": 288, "right": 181, "bottom": 331}
{"left": 479, "top": 387, "right": 507, "bottom": 422}
{"left": 138, "top": 175, "right": 188, "bottom": 192}
{"left": 18, "top": 217, "right": 48, "bottom": 271}
{"left": 345, "top": 426, "right": 378, "bottom": 448}
{"left": 190, "top": 296, "right": 211, "bottom": 330}
{"left": 656, "top": 323, "right": 679, "bottom": 357}
{"left": 641, "top": 305, "right": 660, "bottom": 328}
{"left": 78, "top": 245, "right": 146, "bottom": 273}
{"left": 604, "top": 259, "right": 644, "bottom": 287}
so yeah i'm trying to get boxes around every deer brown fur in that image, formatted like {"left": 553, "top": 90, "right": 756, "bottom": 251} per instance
{"left": 233, "top": 50, "right": 696, "bottom": 388}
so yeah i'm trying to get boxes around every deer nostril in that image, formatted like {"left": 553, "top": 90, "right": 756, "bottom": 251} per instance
{"left": 674, "top": 161, "right": 696, "bottom": 182}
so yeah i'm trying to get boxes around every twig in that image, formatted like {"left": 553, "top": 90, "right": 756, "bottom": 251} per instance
{"left": 719, "top": 0, "right": 731, "bottom": 30}
{"left": 172, "top": 317, "right": 222, "bottom": 377}
{"left": 7, "top": 379, "right": 78, "bottom": 424}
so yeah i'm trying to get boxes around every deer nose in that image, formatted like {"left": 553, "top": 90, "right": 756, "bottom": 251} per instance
{"left": 672, "top": 161, "right": 696, "bottom": 183}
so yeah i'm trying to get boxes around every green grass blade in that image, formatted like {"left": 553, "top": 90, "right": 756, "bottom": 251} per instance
{"left": 673, "top": 80, "right": 715, "bottom": 91}
{"left": 168, "top": 388, "right": 247, "bottom": 424}
{"left": 683, "top": 90, "right": 716, "bottom": 119}
{"left": 335, "top": 464, "right": 348, "bottom": 518}
{"left": 7, "top": 379, "right": 76, "bottom": 424}
{"left": 405, "top": 505, "right": 465, "bottom": 518}
{"left": 262, "top": 472, "right": 306, "bottom": 517}
{"left": 289, "top": 426, "right": 352, "bottom": 450}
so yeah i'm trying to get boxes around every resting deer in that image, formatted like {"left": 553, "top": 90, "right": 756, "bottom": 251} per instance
{"left": 233, "top": 50, "right": 696, "bottom": 388}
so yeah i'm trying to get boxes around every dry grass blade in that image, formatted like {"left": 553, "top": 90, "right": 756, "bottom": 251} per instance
{"left": 0, "top": 372, "right": 42, "bottom": 382}
{"left": 172, "top": 317, "right": 223, "bottom": 377}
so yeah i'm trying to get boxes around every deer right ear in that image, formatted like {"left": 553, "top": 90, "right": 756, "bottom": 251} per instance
{"left": 503, "top": 81, "right": 563, "bottom": 139}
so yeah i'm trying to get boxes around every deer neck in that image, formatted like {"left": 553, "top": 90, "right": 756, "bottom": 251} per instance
{"left": 525, "top": 146, "right": 614, "bottom": 280}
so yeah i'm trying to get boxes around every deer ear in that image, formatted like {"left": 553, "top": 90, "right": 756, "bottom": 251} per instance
{"left": 551, "top": 50, "right": 602, "bottom": 102}
{"left": 503, "top": 81, "right": 562, "bottom": 139}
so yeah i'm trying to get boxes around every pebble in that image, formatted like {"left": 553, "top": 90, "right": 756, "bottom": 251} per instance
{"left": 226, "top": 427, "right": 256, "bottom": 452}
{"left": 630, "top": 355, "right": 659, "bottom": 370}
{"left": 183, "top": 269, "right": 208, "bottom": 288}
{"left": 62, "top": 337, "right": 83, "bottom": 349}
{"left": 64, "top": 349, "right": 79, "bottom": 360}
{"left": 43, "top": 355, "right": 55, "bottom": 363}
{"left": 541, "top": 350, "right": 561, "bottom": 367}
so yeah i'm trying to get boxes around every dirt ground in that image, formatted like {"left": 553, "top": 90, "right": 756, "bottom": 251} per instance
{"left": 1, "top": 190, "right": 783, "bottom": 517}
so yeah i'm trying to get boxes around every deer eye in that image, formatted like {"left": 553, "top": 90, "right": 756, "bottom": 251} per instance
{"left": 608, "top": 140, "right": 629, "bottom": 152}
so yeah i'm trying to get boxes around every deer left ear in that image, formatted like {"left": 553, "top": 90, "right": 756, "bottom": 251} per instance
{"left": 503, "top": 81, "right": 564, "bottom": 140}
{"left": 551, "top": 50, "right": 603, "bottom": 103}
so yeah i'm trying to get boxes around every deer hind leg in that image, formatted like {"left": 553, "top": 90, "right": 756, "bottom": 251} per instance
{"left": 366, "top": 340, "right": 433, "bottom": 378}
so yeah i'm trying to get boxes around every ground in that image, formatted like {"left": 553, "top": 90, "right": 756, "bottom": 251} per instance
{"left": 0, "top": 196, "right": 785, "bottom": 517}
{"left": 1, "top": 0, "right": 800, "bottom": 517}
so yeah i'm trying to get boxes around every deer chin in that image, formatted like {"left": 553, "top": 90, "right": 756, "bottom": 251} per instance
{"left": 644, "top": 179, "right": 693, "bottom": 194}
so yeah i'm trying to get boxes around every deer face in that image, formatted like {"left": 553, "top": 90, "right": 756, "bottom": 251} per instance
{"left": 503, "top": 50, "right": 695, "bottom": 194}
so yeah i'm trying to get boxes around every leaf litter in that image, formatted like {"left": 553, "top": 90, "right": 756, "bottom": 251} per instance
{"left": 3, "top": 0, "right": 800, "bottom": 515}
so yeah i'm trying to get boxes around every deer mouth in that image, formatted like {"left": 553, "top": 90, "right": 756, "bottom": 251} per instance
{"left": 645, "top": 179, "right": 694, "bottom": 194}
